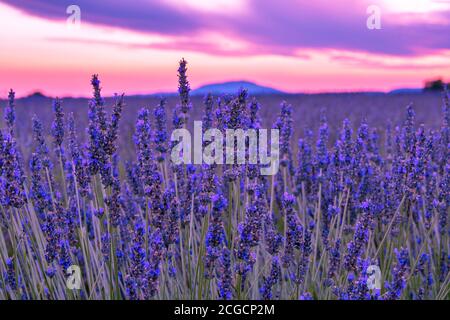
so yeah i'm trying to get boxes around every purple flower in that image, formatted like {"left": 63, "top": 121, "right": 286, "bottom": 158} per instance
{"left": 264, "top": 214, "right": 283, "bottom": 255}
{"left": 299, "top": 292, "right": 313, "bottom": 300}
{"left": 438, "top": 164, "right": 449, "bottom": 234}
{"left": 86, "top": 74, "right": 112, "bottom": 182}
{"left": 316, "top": 111, "right": 329, "bottom": 170}
{"left": 439, "top": 251, "right": 449, "bottom": 283}
{"left": 0, "top": 132, "right": 25, "bottom": 208}
{"left": 205, "top": 192, "right": 227, "bottom": 278}
{"left": 105, "top": 176, "right": 122, "bottom": 228}
{"left": 282, "top": 193, "right": 302, "bottom": 268}
{"left": 162, "top": 186, "right": 179, "bottom": 247}
{"left": 134, "top": 108, "right": 164, "bottom": 228}
{"left": 339, "top": 119, "right": 353, "bottom": 168}
{"left": 273, "top": 101, "right": 293, "bottom": 166}
{"left": 248, "top": 98, "right": 261, "bottom": 130}
{"left": 326, "top": 239, "right": 341, "bottom": 285}
{"left": 291, "top": 226, "right": 312, "bottom": 285}
{"left": 32, "top": 115, "right": 52, "bottom": 169}
{"left": 45, "top": 266, "right": 56, "bottom": 279}
{"left": 145, "top": 228, "right": 165, "bottom": 298}
{"left": 385, "top": 248, "right": 410, "bottom": 300}
{"left": 402, "top": 104, "right": 416, "bottom": 155}
{"left": 51, "top": 98, "right": 65, "bottom": 158}
{"left": 68, "top": 113, "right": 90, "bottom": 197}
{"left": 5, "top": 257, "right": 17, "bottom": 290}
{"left": 260, "top": 256, "right": 281, "bottom": 300}
{"left": 217, "top": 246, "right": 233, "bottom": 300}
{"left": 153, "top": 98, "right": 168, "bottom": 162}
{"left": 4, "top": 89, "right": 16, "bottom": 134}
{"left": 58, "top": 240, "right": 72, "bottom": 271}
{"left": 29, "top": 153, "right": 51, "bottom": 218}
{"left": 125, "top": 275, "right": 138, "bottom": 300}
{"left": 128, "top": 222, "right": 148, "bottom": 285}
{"left": 101, "top": 232, "right": 111, "bottom": 262}
{"left": 178, "top": 58, "right": 191, "bottom": 115}
{"left": 43, "top": 211, "right": 61, "bottom": 265}
{"left": 235, "top": 201, "right": 262, "bottom": 279}
{"left": 295, "top": 135, "right": 314, "bottom": 194}
{"left": 202, "top": 94, "right": 214, "bottom": 134}
{"left": 344, "top": 201, "right": 373, "bottom": 272}
{"left": 104, "top": 94, "right": 125, "bottom": 157}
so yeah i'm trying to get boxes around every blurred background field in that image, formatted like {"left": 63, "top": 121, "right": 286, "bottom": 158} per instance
{"left": 2, "top": 91, "right": 444, "bottom": 162}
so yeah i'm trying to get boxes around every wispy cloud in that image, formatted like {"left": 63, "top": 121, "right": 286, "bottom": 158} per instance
{"left": 2, "top": 0, "right": 450, "bottom": 57}
{"left": 331, "top": 51, "right": 450, "bottom": 70}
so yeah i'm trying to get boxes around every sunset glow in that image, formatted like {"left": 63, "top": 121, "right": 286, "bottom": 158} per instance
{"left": 0, "top": 0, "right": 449, "bottom": 97}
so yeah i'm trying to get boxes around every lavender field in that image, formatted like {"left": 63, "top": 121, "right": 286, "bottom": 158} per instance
{"left": 0, "top": 60, "right": 448, "bottom": 300}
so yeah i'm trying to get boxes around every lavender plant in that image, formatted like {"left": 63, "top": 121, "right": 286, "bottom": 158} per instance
{"left": 0, "top": 60, "right": 448, "bottom": 301}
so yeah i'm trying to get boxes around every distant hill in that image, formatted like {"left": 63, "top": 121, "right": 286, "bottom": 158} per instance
{"left": 388, "top": 88, "right": 423, "bottom": 95}
{"left": 27, "top": 91, "right": 48, "bottom": 99}
{"left": 191, "top": 81, "right": 285, "bottom": 96}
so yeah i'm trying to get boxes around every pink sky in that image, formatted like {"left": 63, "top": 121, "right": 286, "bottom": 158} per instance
{"left": 0, "top": 0, "right": 449, "bottom": 97}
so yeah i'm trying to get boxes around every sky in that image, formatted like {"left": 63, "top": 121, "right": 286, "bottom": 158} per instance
{"left": 0, "top": 0, "right": 449, "bottom": 97}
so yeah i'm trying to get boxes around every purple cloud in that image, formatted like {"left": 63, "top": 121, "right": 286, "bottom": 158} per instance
{"left": 2, "top": 0, "right": 450, "bottom": 56}
{"left": 1, "top": 0, "right": 205, "bottom": 34}
{"left": 225, "top": 0, "right": 450, "bottom": 56}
